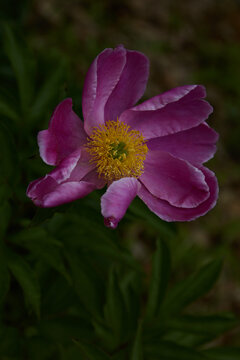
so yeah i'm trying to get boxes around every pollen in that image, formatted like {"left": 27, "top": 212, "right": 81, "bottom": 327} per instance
{"left": 86, "top": 120, "right": 148, "bottom": 182}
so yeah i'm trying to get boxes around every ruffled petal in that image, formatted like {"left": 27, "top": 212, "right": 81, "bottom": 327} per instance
{"left": 38, "top": 98, "right": 87, "bottom": 166}
{"left": 82, "top": 45, "right": 149, "bottom": 135}
{"left": 104, "top": 47, "right": 149, "bottom": 123}
{"left": 119, "top": 85, "right": 213, "bottom": 140}
{"left": 138, "top": 166, "right": 218, "bottom": 222}
{"left": 140, "top": 151, "right": 209, "bottom": 208}
{"left": 28, "top": 179, "right": 96, "bottom": 207}
{"left": 27, "top": 149, "right": 103, "bottom": 207}
{"left": 81, "top": 169, "right": 106, "bottom": 189}
{"left": 27, "top": 176, "right": 57, "bottom": 206}
{"left": 147, "top": 123, "right": 219, "bottom": 165}
{"left": 101, "top": 177, "right": 140, "bottom": 228}
{"left": 49, "top": 148, "right": 82, "bottom": 183}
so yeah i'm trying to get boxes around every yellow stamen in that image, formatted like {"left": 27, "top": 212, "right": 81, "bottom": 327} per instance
{"left": 86, "top": 120, "right": 148, "bottom": 182}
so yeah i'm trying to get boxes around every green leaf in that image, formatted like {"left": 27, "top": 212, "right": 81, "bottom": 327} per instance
{"left": 33, "top": 242, "right": 70, "bottom": 282}
{"left": 144, "top": 340, "right": 206, "bottom": 360}
{"left": 129, "top": 198, "right": 175, "bottom": 238}
{"left": 119, "top": 271, "right": 141, "bottom": 339}
{"left": 112, "top": 348, "right": 129, "bottom": 360}
{"left": 203, "top": 347, "right": 240, "bottom": 360}
{"left": 27, "top": 337, "right": 56, "bottom": 360}
{"left": 0, "top": 255, "right": 10, "bottom": 305}
{"left": 73, "top": 340, "right": 111, "bottom": 360}
{"left": 30, "top": 58, "right": 66, "bottom": 120}
{"left": 161, "top": 330, "right": 209, "bottom": 348}
{"left": 9, "top": 227, "right": 70, "bottom": 282}
{"left": 93, "top": 321, "right": 114, "bottom": 350}
{"left": 145, "top": 238, "right": 170, "bottom": 320}
{"left": 30, "top": 208, "right": 57, "bottom": 226}
{"left": 66, "top": 250, "right": 104, "bottom": 318}
{"left": 2, "top": 24, "right": 32, "bottom": 113}
{"left": 158, "top": 314, "right": 238, "bottom": 348}
{"left": 165, "top": 313, "right": 238, "bottom": 336}
{"left": 104, "top": 268, "right": 125, "bottom": 343}
{"left": 42, "top": 276, "right": 75, "bottom": 315}
{"left": 10, "top": 227, "right": 62, "bottom": 247}
{"left": 7, "top": 252, "right": 41, "bottom": 317}
{"left": 51, "top": 212, "right": 140, "bottom": 271}
{"left": 0, "top": 120, "right": 16, "bottom": 181}
{"left": 0, "top": 200, "right": 11, "bottom": 238}
{"left": 38, "top": 316, "right": 93, "bottom": 343}
{"left": 0, "top": 99, "right": 19, "bottom": 122}
{"left": 0, "top": 326, "right": 21, "bottom": 356}
{"left": 130, "top": 320, "right": 143, "bottom": 360}
{"left": 161, "top": 259, "right": 223, "bottom": 317}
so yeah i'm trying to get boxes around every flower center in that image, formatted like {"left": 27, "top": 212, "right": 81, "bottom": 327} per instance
{"left": 86, "top": 120, "right": 148, "bottom": 182}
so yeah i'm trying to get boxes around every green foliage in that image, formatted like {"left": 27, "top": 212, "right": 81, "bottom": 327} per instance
{"left": 2, "top": 23, "right": 33, "bottom": 116}
{"left": 7, "top": 251, "right": 41, "bottom": 317}
{"left": 0, "top": 17, "right": 239, "bottom": 360}
{"left": 160, "top": 258, "right": 223, "bottom": 318}
{"left": 0, "top": 256, "right": 10, "bottom": 305}
{"left": 104, "top": 268, "right": 125, "bottom": 345}
{"left": 145, "top": 238, "right": 171, "bottom": 320}
{"left": 144, "top": 341, "right": 206, "bottom": 360}
{"left": 203, "top": 347, "right": 240, "bottom": 360}
{"left": 73, "top": 340, "right": 111, "bottom": 360}
{"left": 130, "top": 321, "right": 143, "bottom": 360}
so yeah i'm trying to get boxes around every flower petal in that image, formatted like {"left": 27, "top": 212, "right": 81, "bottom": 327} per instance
{"left": 101, "top": 177, "right": 140, "bottom": 229}
{"left": 81, "top": 169, "right": 106, "bottom": 189}
{"left": 27, "top": 176, "right": 57, "bottom": 206}
{"left": 38, "top": 98, "right": 87, "bottom": 165}
{"left": 140, "top": 151, "right": 209, "bottom": 208}
{"left": 104, "top": 47, "right": 149, "bottom": 123}
{"left": 27, "top": 149, "right": 102, "bottom": 207}
{"left": 49, "top": 148, "right": 82, "bottom": 183}
{"left": 28, "top": 178, "right": 96, "bottom": 207}
{"left": 119, "top": 85, "right": 213, "bottom": 140}
{"left": 147, "top": 123, "right": 219, "bottom": 165}
{"left": 82, "top": 45, "right": 149, "bottom": 135}
{"left": 138, "top": 166, "right": 218, "bottom": 222}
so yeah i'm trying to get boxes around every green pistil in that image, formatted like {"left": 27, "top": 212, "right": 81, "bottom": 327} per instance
{"left": 109, "top": 141, "right": 128, "bottom": 161}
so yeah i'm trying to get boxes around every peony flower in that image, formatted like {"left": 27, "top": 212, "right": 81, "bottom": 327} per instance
{"left": 27, "top": 45, "right": 218, "bottom": 229}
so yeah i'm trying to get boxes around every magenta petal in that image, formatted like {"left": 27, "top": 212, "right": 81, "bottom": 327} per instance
{"left": 82, "top": 45, "right": 149, "bottom": 135}
{"left": 27, "top": 176, "right": 58, "bottom": 206}
{"left": 138, "top": 166, "right": 218, "bottom": 222}
{"left": 38, "top": 181, "right": 96, "bottom": 207}
{"left": 67, "top": 148, "right": 96, "bottom": 182}
{"left": 140, "top": 151, "right": 209, "bottom": 208}
{"left": 38, "top": 98, "right": 87, "bottom": 165}
{"left": 49, "top": 148, "right": 82, "bottom": 183}
{"left": 119, "top": 85, "right": 213, "bottom": 139}
{"left": 104, "top": 48, "right": 149, "bottom": 122}
{"left": 27, "top": 149, "right": 102, "bottom": 207}
{"left": 81, "top": 170, "right": 106, "bottom": 189}
{"left": 28, "top": 177, "right": 95, "bottom": 207}
{"left": 147, "top": 123, "right": 219, "bottom": 165}
{"left": 101, "top": 177, "right": 140, "bottom": 228}
{"left": 82, "top": 47, "right": 126, "bottom": 134}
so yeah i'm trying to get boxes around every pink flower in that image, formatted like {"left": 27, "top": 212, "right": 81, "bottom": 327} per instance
{"left": 27, "top": 45, "right": 218, "bottom": 229}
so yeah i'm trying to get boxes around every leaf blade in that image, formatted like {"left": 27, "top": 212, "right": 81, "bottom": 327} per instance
{"left": 7, "top": 252, "right": 41, "bottom": 317}
{"left": 130, "top": 320, "right": 143, "bottom": 360}
{"left": 161, "top": 259, "right": 223, "bottom": 317}
{"left": 144, "top": 340, "right": 206, "bottom": 360}
{"left": 145, "top": 238, "right": 171, "bottom": 320}
{"left": 73, "top": 340, "right": 111, "bottom": 360}
{"left": 203, "top": 347, "right": 240, "bottom": 360}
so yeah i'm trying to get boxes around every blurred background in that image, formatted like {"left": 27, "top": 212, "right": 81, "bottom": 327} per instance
{"left": 0, "top": 0, "right": 240, "bottom": 358}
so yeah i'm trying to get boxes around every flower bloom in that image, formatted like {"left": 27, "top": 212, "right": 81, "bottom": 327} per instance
{"left": 27, "top": 45, "right": 218, "bottom": 228}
